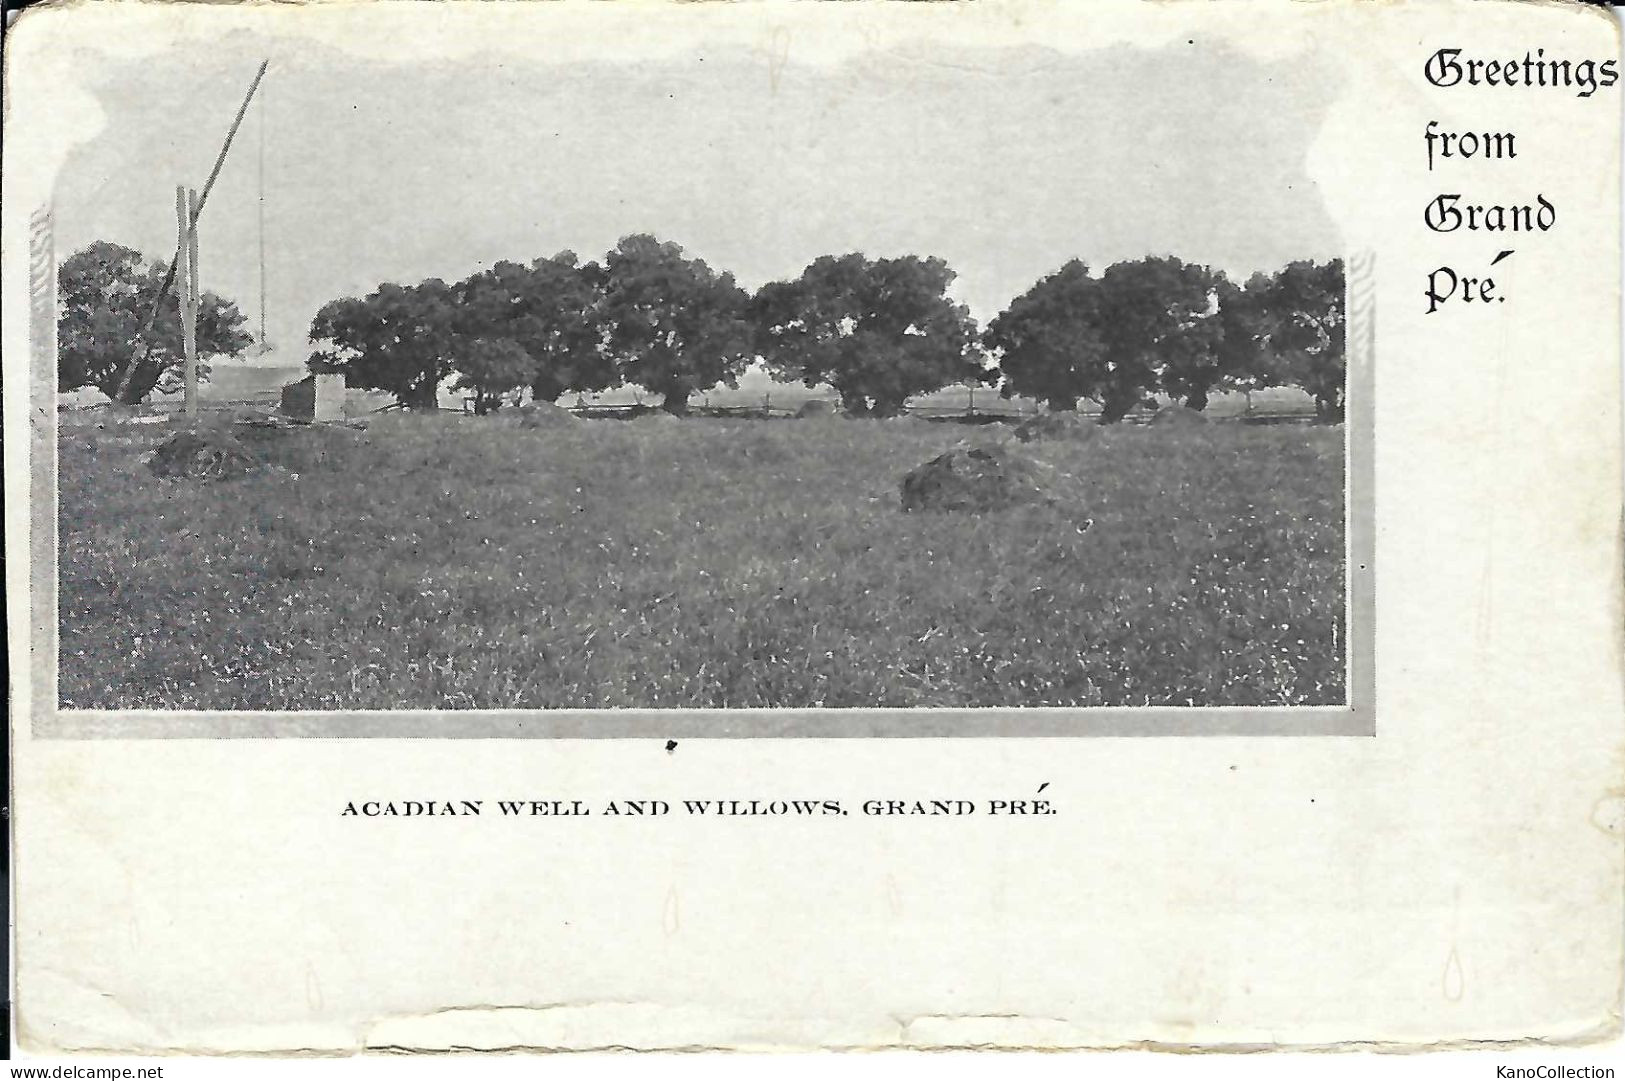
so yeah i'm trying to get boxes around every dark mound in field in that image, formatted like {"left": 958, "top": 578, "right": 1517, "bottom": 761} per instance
{"left": 231, "top": 420, "right": 367, "bottom": 473}
{"left": 796, "top": 399, "right": 840, "bottom": 420}
{"left": 517, "top": 401, "right": 578, "bottom": 428}
{"left": 1149, "top": 404, "right": 1210, "bottom": 428}
{"left": 146, "top": 430, "right": 259, "bottom": 481}
{"left": 630, "top": 407, "right": 681, "bottom": 423}
{"left": 900, "top": 442, "right": 1079, "bottom": 513}
{"left": 1014, "top": 411, "right": 1099, "bottom": 444}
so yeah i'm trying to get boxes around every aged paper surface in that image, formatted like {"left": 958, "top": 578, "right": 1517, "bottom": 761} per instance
{"left": 5, "top": 0, "right": 1622, "bottom": 1055}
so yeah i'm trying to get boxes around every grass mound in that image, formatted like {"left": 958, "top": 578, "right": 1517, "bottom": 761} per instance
{"left": 1014, "top": 411, "right": 1099, "bottom": 445}
{"left": 515, "top": 401, "right": 578, "bottom": 428}
{"left": 230, "top": 421, "right": 369, "bottom": 474}
{"left": 796, "top": 399, "right": 840, "bottom": 420}
{"left": 899, "top": 442, "right": 1080, "bottom": 513}
{"left": 1150, "top": 404, "right": 1211, "bottom": 428}
{"left": 146, "top": 430, "right": 260, "bottom": 481}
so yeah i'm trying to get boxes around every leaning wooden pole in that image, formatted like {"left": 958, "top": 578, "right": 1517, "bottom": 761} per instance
{"left": 188, "top": 188, "right": 201, "bottom": 319}
{"left": 257, "top": 87, "right": 268, "bottom": 354}
{"left": 113, "top": 59, "right": 269, "bottom": 404}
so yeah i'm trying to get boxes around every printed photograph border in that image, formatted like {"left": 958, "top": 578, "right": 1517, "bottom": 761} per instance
{"left": 29, "top": 223, "right": 1374, "bottom": 737}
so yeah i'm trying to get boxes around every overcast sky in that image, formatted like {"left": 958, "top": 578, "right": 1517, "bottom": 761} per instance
{"left": 52, "top": 26, "right": 1343, "bottom": 363}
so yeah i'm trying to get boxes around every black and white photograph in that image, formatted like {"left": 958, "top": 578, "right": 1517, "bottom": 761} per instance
{"left": 8, "top": 0, "right": 1624, "bottom": 1062}
{"left": 41, "top": 11, "right": 1363, "bottom": 725}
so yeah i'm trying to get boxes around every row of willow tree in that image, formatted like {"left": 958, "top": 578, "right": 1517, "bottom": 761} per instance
{"left": 313, "top": 235, "right": 1345, "bottom": 422}
{"left": 55, "top": 236, "right": 1345, "bottom": 421}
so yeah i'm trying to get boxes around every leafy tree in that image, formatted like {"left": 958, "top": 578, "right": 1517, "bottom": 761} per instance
{"left": 754, "top": 253, "right": 983, "bottom": 417}
{"left": 596, "top": 235, "right": 752, "bottom": 415}
{"left": 1269, "top": 259, "right": 1346, "bottom": 421}
{"left": 987, "top": 256, "right": 1225, "bottom": 421}
{"left": 1095, "top": 256, "right": 1222, "bottom": 419}
{"left": 985, "top": 254, "right": 1342, "bottom": 421}
{"left": 57, "top": 241, "right": 252, "bottom": 402}
{"left": 983, "top": 259, "right": 1106, "bottom": 412}
{"left": 308, "top": 279, "right": 459, "bottom": 409}
{"left": 1211, "top": 272, "right": 1286, "bottom": 410}
{"left": 452, "top": 337, "right": 536, "bottom": 415}
{"left": 454, "top": 252, "right": 612, "bottom": 403}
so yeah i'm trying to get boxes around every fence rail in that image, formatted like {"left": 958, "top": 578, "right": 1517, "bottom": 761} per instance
{"left": 441, "top": 388, "right": 1323, "bottom": 424}
{"left": 554, "top": 395, "right": 1319, "bottom": 425}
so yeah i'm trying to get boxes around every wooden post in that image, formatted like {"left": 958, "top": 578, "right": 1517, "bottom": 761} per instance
{"left": 176, "top": 186, "right": 198, "bottom": 418}
{"left": 188, "top": 185, "right": 201, "bottom": 337}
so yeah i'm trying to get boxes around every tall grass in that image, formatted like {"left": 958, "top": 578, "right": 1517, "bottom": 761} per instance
{"left": 58, "top": 415, "right": 1345, "bottom": 710}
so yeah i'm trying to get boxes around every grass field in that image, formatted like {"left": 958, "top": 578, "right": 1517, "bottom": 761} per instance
{"left": 58, "top": 413, "right": 1345, "bottom": 710}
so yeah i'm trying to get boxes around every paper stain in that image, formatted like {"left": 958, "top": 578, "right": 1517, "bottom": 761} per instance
{"left": 1442, "top": 946, "right": 1465, "bottom": 1003}
{"left": 1588, "top": 792, "right": 1625, "bottom": 838}
{"left": 662, "top": 884, "right": 681, "bottom": 936}
{"left": 762, "top": 25, "right": 790, "bottom": 93}
{"left": 306, "top": 964, "right": 325, "bottom": 1013}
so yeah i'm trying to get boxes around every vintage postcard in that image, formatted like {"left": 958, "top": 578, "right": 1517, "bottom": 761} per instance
{"left": 25, "top": 0, "right": 1371, "bottom": 739}
{"left": 4, "top": 0, "right": 1621, "bottom": 1056}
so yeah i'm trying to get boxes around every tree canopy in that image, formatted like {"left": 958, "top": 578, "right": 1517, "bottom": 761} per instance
{"left": 753, "top": 253, "right": 983, "bottom": 417}
{"left": 453, "top": 252, "right": 612, "bottom": 404}
{"left": 58, "top": 241, "right": 252, "bottom": 402}
{"left": 299, "top": 235, "right": 1344, "bottom": 422}
{"left": 988, "top": 255, "right": 1344, "bottom": 422}
{"left": 451, "top": 336, "right": 537, "bottom": 415}
{"left": 596, "top": 235, "right": 753, "bottom": 415}
{"left": 1093, "top": 257, "right": 1222, "bottom": 420}
{"left": 309, "top": 279, "right": 460, "bottom": 409}
{"left": 1210, "top": 272, "right": 1285, "bottom": 401}
{"left": 982, "top": 259, "right": 1106, "bottom": 413}
{"left": 1267, "top": 259, "right": 1346, "bottom": 420}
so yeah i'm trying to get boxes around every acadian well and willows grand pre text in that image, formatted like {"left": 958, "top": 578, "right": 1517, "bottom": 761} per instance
{"left": 341, "top": 798, "right": 1058, "bottom": 817}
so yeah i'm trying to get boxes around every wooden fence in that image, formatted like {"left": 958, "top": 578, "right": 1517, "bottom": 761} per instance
{"left": 448, "top": 387, "right": 1321, "bottom": 425}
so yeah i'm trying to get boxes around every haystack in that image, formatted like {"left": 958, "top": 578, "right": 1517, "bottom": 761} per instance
{"left": 146, "top": 430, "right": 259, "bottom": 481}
{"left": 1149, "top": 404, "right": 1210, "bottom": 428}
{"left": 516, "top": 401, "right": 578, "bottom": 428}
{"left": 795, "top": 399, "right": 840, "bottom": 420}
{"left": 1014, "top": 411, "right": 1099, "bottom": 445}
{"left": 900, "top": 442, "right": 1080, "bottom": 513}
